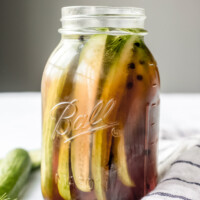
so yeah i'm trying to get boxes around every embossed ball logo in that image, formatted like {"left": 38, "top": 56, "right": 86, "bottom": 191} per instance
{"left": 50, "top": 99, "right": 119, "bottom": 142}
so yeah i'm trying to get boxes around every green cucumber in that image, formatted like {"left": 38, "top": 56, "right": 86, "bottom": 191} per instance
{"left": 0, "top": 149, "right": 41, "bottom": 171}
{"left": 0, "top": 149, "right": 31, "bottom": 198}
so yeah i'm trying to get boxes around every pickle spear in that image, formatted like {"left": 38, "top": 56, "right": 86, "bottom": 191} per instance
{"left": 41, "top": 41, "right": 81, "bottom": 198}
{"left": 92, "top": 35, "right": 136, "bottom": 200}
{"left": 112, "top": 130, "right": 135, "bottom": 187}
{"left": 71, "top": 34, "right": 107, "bottom": 192}
{"left": 57, "top": 136, "right": 71, "bottom": 200}
{"left": 112, "top": 37, "right": 158, "bottom": 192}
{"left": 56, "top": 41, "right": 83, "bottom": 199}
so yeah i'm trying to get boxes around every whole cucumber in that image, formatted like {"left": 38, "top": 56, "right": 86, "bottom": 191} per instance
{"left": 0, "top": 149, "right": 31, "bottom": 198}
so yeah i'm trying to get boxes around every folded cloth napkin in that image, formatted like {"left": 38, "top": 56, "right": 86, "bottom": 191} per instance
{"left": 143, "top": 137, "right": 200, "bottom": 200}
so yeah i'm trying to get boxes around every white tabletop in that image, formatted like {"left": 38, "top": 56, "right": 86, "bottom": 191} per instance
{"left": 0, "top": 92, "right": 200, "bottom": 200}
{"left": 0, "top": 93, "right": 42, "bottom": 200}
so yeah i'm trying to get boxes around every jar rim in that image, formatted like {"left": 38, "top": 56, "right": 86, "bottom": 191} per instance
{"left": 61, "top": 6, "right": 145, "bottom": 18}
{"left": 59, "top": 6, "right": 146, "bottom": 35}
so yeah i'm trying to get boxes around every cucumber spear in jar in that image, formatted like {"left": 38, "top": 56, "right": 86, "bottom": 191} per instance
{"left": 91, "top": 34, "right": 138, "bottom": 200}
{"left": 111, "top": 35, "right": 159, "bottom": 199}
{"left": 56, "top": 38, "right": 84, "bottom": 200}
{"left": 41, "top": 39, "right": 83, "bottom": 199}
{"left": 70, "top": 34, "right": 108, "bottom": 193}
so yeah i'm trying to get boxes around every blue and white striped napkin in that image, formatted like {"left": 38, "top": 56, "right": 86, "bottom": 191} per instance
{"left": 143, "top": 137, "right": 200, "bottom": 200}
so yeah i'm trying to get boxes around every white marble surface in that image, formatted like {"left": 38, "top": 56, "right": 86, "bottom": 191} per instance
{"left": 0, "top": 92, "right": 200, "bottom": 199}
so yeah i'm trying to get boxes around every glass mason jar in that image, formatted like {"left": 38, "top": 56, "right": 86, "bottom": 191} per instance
{"left": 41, "top": 6, "right": 160, "bottom": 200}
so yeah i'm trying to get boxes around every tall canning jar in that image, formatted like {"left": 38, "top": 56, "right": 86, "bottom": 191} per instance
{"left": 41, "top": 6, "right": 160, "bottom": 200}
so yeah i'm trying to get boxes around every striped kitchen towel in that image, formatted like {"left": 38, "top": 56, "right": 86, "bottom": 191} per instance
{"left": 143, "top": 140, "right": 200, "bottom": 200}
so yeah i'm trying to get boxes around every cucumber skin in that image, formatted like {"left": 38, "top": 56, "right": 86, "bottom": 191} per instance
{"left": 0, "top": 150, "right": 41, "bottom": 171}
{"left": 0, "top": 149, "right": 31, "bottom": 198}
